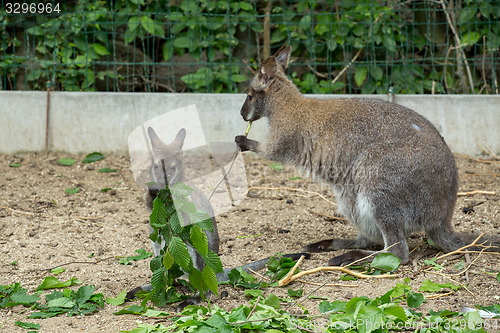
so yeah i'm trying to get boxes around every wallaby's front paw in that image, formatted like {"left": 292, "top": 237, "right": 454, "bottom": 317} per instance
{"left": 235, "top": 135, "right": 257, "bottom": 152}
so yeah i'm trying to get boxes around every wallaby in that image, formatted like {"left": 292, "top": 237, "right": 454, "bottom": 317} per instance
{"left": 127, "top": 127, "right": 307, "bottom": 311}
{"left": 235, "top": 46, "right": 500, "bottom": 266}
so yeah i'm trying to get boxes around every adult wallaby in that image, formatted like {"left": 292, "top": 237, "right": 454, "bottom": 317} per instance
{"left": 235, "top": 46, "right": 499, "bottom": 266}
{"left": 127, "top": 127, "right": 307, "bottom": 311}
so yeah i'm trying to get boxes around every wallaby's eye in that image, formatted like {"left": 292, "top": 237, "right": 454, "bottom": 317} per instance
{"left": 247, "top": 94, "right": 253, "bottom": 101}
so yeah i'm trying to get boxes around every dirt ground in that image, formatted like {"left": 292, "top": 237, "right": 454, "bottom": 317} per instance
{"left": 0, "top": 151, "right": 499, "bottom": 332}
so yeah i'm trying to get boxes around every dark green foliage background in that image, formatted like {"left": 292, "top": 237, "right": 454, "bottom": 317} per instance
{"left": 1, "top": 0, "right": 499, "bottom": 94}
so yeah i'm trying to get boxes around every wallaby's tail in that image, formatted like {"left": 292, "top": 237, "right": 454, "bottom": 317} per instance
{"left": 427, "top": 227, "right": 500, "bottom": 254}
{"left": 216, "top": 253, "right": 310, "bottom": 282}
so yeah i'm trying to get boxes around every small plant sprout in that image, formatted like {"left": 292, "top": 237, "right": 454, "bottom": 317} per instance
{"left": 245, "top": 121, "right": 252, "bottom": 137}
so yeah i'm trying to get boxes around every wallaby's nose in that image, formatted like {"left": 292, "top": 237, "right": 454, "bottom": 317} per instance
{"left": 240, "top": 102, "right": 251, "bottom": 121}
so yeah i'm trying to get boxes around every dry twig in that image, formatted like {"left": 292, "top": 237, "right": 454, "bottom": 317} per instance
{"left": 247, "top": 186, "right": 337, "bottom": 207}
{"left": 296, "top": 279, "right": 359, "bottom": 288}
{"left": 0, "top": 206, "right": 34, "bottom": 215}
{"left": 457, "top": 190, "right": 496, "bottom": 196}
{"left": 436, "top": 233, "right": 488, "bottom": 260}
{"left": 279, "top": 266, "right": 398, "bottom": 287}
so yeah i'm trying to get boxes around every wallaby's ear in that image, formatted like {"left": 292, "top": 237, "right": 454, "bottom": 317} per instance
{"left": 254, "top": 45, "right": 291, "bottom": 90}
{"left": 173, "top": 128, "right": 186, "bottom": 149}
{"left": 274, "top": 45, "right": 291, "bottom": 70}
{"left": 147, "top": 127, "right": 161, "bottom": 148}
{"left": 259, "top": 58, "right": 277, "bottom": 86}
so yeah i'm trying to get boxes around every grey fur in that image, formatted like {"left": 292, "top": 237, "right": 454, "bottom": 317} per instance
{"left": 235, "top": 46, "right": 499, "bottom": 266}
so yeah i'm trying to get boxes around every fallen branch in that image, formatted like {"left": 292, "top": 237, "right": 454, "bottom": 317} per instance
{"left": 280, "top": 255, "right": 306, "bottom": 285}
{"left": 246, "top": 295, "right": 261, "bottom": 319}
{"left": 296, "top": 279, "right": 359, "bottom": 288}
{"left": 436, "top": 233, "right": 487, "bottom": 260}
{"left": 247, "top": 186, "right": 337, "bottom": 207}
{"left": 426, "top": 291, "right": 454, "bottom": 300}
{"left": 0, "top": 206, "right": 34, "bottom": 215}
{"left": 457, "top": 190, "right": 496, "bottom": 196}
{"left": 41, "top": 256, "right": 116, "bottom": 272}
{"left": 454, "top": 153, "right": 500, "bottom": 164}
{"left": 279, "top": 266, "right": 398, "bottom": 287}
{"left": 309, "top": 210, "right": 346, "bottom": 221}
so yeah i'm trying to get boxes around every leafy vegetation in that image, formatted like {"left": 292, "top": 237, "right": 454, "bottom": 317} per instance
{"left": 1, "top": 0, "right": 498, "bottom": 93}
{"left": 134, "top": 183, "right": 223, "bottom": 308}
{"left": 118, "top": 248, "right": 153, "bottom": 266}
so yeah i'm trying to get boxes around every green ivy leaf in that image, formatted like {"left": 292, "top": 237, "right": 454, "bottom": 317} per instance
{"left": 462, "top": 31, "right": 481, "bottom": 46}
{"left": 105, "top": 289, "right": 127, "bottom": 306}
{"left": 10, "top": 291, "right": 40, "bottom": 305}
{"left": 174, "top": 36, "right": 190, "bottom": 49}
{"left": 287, "top": 288, "right": 303, "bottom": 298}
{"left": 98, "top": 168, "right": 116, "bottom": 173}
{"left": 47, "top": 297, "right": 75, "bottom": 308}
{"left": 150, "top": 256, "right": 162, "bottom": 272}
{"left": 244, "top": 289, "right": 263, "bottom": 298}
{"left": 418, "top": 279, "right": 461, "bottom": 292}
{"left": 65, "top": 188, "right": 80, "bottom": 194}
{"left": 162, "top": 251, "right": 175, "bottom": 270}
{"left": 163, "top": 41, "right": 173, "bottom": 61}
{"left": 128, "top": 16, "right": 140, "bottom": 31}
{"left": 354, "top": 67, "right": 368, "bottom": 87}
{"left": 50, "top": 267, "right": 66, "bottom": 275}
{"left": 151, "top": 267, "right": 167, "bottom": 291}
{"left": 371, "top": 253, "right": 401, "bottom": 272}
{"left": 57, "top": 158, "right": 76, "bottom": 166}
{"left": 75, "top": 285, "right": 95, "bottom": 305}
{"left": 15, "top": 321, "right": 40, "bottom": 330}
{"left": 141, "top": 16, "right": 156, "bottom": 35}
{"left": 82, "top": 152, "right": 105, "bottom": 164}
{"left": 171, "top": 183, "right": 194, "bottom": 197}
{"left": 36, "top": 277, "right": 82, "bottom": 291}
{"left": 150, "top": 197, "right": 168, "bottom": 229}
{"left": 190, "top": 225, "right": 208, "bottom": 257}
{"left": 168, "top": 236, "right": 191, "bottom": 270}
{"left": 264, "top": 294, "right": 281, "bottom": 309}
{"left": 93, "top": 43, "right": 109, "bottom": 56}
{"left": 203, "top": 249, "right": 223, "bottom": 274}
{"left": 406, "top": 291, "right": 424, "bottom": 308}
{"left": 202, "top": 266, "right": 218, "bottom": 296}
{"left": 269, "top": 163, "right": 283, "bottom": 170}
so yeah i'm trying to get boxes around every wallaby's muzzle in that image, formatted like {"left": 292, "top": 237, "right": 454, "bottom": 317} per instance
{"left": 240, "top": 98, "right": 260, "bottom": 122}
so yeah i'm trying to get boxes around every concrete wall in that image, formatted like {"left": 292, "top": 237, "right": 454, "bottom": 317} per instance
{"left": 0, "top": 91, "right": 498, "bottom": 155}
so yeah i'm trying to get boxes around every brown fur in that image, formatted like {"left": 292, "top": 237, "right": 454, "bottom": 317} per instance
{"left": 236, "top": 46, "right": 500, "bottom": 265}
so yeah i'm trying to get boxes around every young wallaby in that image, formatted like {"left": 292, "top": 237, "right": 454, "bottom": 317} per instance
{"left": 127, "top": 127, "right": 307, "bottom": 311}
{"left": 235, "top": 46, "right": 500, "bottom": 266}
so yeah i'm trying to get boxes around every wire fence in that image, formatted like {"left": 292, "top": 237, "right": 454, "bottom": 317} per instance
{"left": 1, "top": 0, "right": 499, "bottom": 94}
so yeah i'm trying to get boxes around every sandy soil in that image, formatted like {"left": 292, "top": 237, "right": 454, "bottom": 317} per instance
{"left": 0, "top": 152, "right": 499, "bottom": 332}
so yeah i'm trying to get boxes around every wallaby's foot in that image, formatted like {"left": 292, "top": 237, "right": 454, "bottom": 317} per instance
{"left": 301, "top": 237, "right": 377, "bottom": 253}
{"left": 126, "top": 284, "right": 152, "bottom": 301}
{"left": 176, "top": 295, "right": 203, "bottom": 312}
{"left": 125, "top": 287, "right": 142, "bottom": 301}
{"left": 235, "top": 135, "right": 259, "bottom": 152}
{"left": 327, "top": 250, "right": 374, "bottom": 266}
